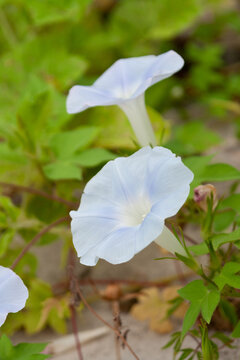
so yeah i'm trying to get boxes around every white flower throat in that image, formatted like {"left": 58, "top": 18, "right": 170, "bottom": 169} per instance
{"left": 120, "top": 196, "right": 151, "bottom": 227}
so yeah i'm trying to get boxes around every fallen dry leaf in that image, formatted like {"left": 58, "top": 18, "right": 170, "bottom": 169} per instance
{"left": 131, "top": 286, "right": 188, "bottom": 334}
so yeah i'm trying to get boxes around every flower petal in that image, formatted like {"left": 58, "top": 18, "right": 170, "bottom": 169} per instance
{"left": 155, "top": 225, "right": 186, "bottom": 255}
{"left": 66, "top": 85, "right": 116, "bottom": 114}
{"left": 83, "top": 147, "right": 151, "bottom": 205}
{"left": 135, "top": 211, "right": 164, "bottom": 253}
{"left": 134, "top": 50, "right": 184, "bottom": 97}
{"left": 70, "top": 146, "right": 193, "bottom": 266}
{"left": 71, "top": 214, "right": 119, "bottom": 258}
{"left": 94, "top": 51, "right": 184, "bottom": 100}
{"left": 148, "top": 152, "right": 193, "bottom": 218}
{"left": 0, "top": 266, "right": 28, "bottom": 324}
{"left": 94, "top": 227, "right": 138, "bottom": 264}
{"left": 0, "top": 313, "right": 7, "bottom": 327}
{"left": 94, "top": 55, "right": 156, "bottom": 99}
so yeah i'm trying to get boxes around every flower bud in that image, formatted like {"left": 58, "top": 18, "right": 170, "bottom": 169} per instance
{"left": 101, "top": 284, "right": 122, "bottom": 301}
{"left": 194, "top": 184, "right": 217, "bottom": 212}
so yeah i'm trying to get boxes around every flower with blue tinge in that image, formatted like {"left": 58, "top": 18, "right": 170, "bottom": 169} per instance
{"left": 70, "top": 146, "right": 193, "bottom": 266}
{"left": 66, "top": 51, "right": 184, "bottom": 147}
{"left": 0, "top": 266, "right": 28, "bottom": 326}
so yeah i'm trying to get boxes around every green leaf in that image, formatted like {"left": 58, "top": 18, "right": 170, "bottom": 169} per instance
{"left": 0, "top": 335, "right": 50, "bottom": 360}
{"left": 181, "top": 302, "right": 201, "bottom": 339}
{"left": 43, "top": 161, "right": 82, "bottom": 181}
{"left": 0, "top": 335, "right": 14, "bottom": 359}
{"left": 231, "top": 320, "right": 240, "bottom": 338}
{"left": 0, "top": 143, "right": 27, "bottom": 165}
{"left": 0, "top": 230, "right": 15, "bottom": 257}
{"left": 201, "top": 290, "right": 220, "bottom": 324}
{"left": 178, "top": 280, "right": 207, "bottom": 302}
{"left": 178, "top": 348, "right": 193, "bottom": 360}
{"left": 220, "top": 193, "right": 240, "bottom": 213}
{"left": 189, "top": 228, "right": 240, "bottom": 255}
{"left": 72, "top": 148, "right": 116, "bottom": 167}
{"left": 219, "top": 299, "right": 238, "bottom": 326}
{"left": 212, "top": 332, "right": 233, "bottom": 347}
{"left": 214, "top": 262, "right": 240, "bottom": 290}
{"left": 175, "top": 253, "right": 198, "bottom": 272}
{"left": 167, "top": 121, "right": 221, "bottom": 155}
{"left": 112, "top": 0, "right": 201, "bottom": 41}
{"left": 213, "top": 210, "right": 236, "bottom": 232}
{"left": 189, "top": 242, "right": 209, "bottom": 255}
{"left": 14, "top": 343, "right": 47, "bottom": 357}
{"left": 26, "top": 0, "right": 91, "bottom": 26}
{"left": 200, "top": 163, "right": 240, "bottom": 182}
{"left": 183, "top": 155, "right": 213, "bottom": 197}
{"left": 211, "top": 228, "right": 240, "bottom": 250}
{"left": 178, "top": 280, "right": 220, "bottom": 336}
{"left": 49, "top": 127, "right": 100, "bottom": 159}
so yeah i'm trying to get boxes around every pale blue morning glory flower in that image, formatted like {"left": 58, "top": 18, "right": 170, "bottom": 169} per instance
{"left": 70, "top": 146, "right": 193, "bottom": 266}
{"left": 66, "top": 51, "right": 184, "bottom": 147}
{"left": 0, "top": 266, "right": 28, "bottom": 326}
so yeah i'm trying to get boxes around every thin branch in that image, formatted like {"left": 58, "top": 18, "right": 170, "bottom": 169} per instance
{"left": 68, "top": 249, "right": 84, "bottom": 360}
{"left": 112, "top": 301, "right": 121, "bottom": 360}
{"left": 52, "top": 272, "right": 194, "bottom": 295}
{"left": 78, "top": 272, "right": 193, "bottom": 288}
{"left": 11, "top": 216, "right": 70, "bottom": 269}
{"left": 69, "top": 304, "right": 84, "bottom": 360}
{"left": 0, "top": 181, "right": 77, "bottom": 208}
{"left": 75, "top": 285, "right": 140, "bottom": 360}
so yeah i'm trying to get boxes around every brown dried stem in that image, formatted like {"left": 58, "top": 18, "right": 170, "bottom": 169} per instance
{"left": 68, "top": 249, "right": 84, "bottom": 360}
{"left": 75, "top": 284, "right": 140, "bottom": 360}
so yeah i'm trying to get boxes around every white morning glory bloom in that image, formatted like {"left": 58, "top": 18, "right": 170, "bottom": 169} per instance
{"left": 0, "top": 266, "right": 28, "bottom": 326}
{"left": 70, "top": 146, "right": 193, "bottom": 266}
{"left": 66, "top": 51, "right": 184, "bottom": 147}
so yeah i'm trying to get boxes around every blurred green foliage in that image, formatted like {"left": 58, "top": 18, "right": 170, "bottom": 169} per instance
{"left": 0, "top": 0, "right": 239, "bottom": 337}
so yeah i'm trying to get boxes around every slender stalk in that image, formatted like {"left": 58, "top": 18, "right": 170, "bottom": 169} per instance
{"left": 68, "top": 249, "right": 84, "bottom": 360}
{"left": 0, "top": 181, "right": 77, "bottom": 207}
{"left": 76, "top": 285, "right": 140, "bottom": 360}
{"left": 112, "top": 301, "right": 121, "bottom": 360}
{"left": 11, "top": 216, "right": 69, "bottom": 269}
{"left": 69, "top": 304, "right": 84, "bottom": 360}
